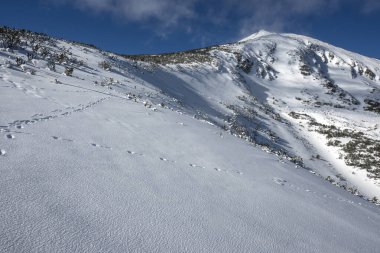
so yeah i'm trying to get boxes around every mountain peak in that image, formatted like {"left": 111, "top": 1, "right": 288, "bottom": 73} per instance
{"left": 239, "top": 29, "right": 274, "bottom": 42}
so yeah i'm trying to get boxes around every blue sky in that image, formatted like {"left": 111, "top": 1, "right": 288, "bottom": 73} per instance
{"left": 1, "top": 0, "right": 380, "bottom": 59}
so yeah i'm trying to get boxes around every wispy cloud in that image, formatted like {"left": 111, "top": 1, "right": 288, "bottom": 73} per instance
{"left": 228, "top": 0, "right": 342, "bottom": 35}
{"left": 41, "top": 0, "right": 380, "bottom": 37}
{"left": 43, "top": 0, "right": 197, "bottom": 26}
{"left": 362, "top": 0, "right": 380, "bottom": 13}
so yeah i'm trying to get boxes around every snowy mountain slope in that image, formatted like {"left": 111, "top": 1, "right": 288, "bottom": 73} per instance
{"left": 123, "top": 30, "right": 380, "bottom": 200}
{"left": 0, "top": 27, "right": 380, "bottom": 252}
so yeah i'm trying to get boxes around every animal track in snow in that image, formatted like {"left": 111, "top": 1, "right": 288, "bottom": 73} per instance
{"left": 127, "top": 150, "right": 143, "bottom": 156}
{"left": 6, "top": 134, "right": 15, "bottom": 139}
{"left": 188, "top": 163, "right": 206, "bottom": 169}
{"left": 2, "top": 97, "right": 109, "bottom": 132}
{"left": 159, "top": 157, "right": 176, "bottom": 163}
{"left": 273, "top": 177, "right": 287, "bottom": 185}
{"left": 213, "top": 167, "right": 242, "bottom": 175}
{"left": 52, "top": 136, "right": 73, "bottom": 142}
{"left": 8, "top": 80, "right": 45, "bottom": 99}
{"left": 272, "top": 177, "right": 377, "bottom": 209}
{"left": 0, "top": 149, "right": 6, "bottom": 156}
{"left": 91, "top": 143, "right": 112, "bottom": 149}
{"left": 187, "top": 162, "right": 238, "bottom": 176}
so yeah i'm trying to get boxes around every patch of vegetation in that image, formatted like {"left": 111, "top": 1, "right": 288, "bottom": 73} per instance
{"left": 300, "top": 64, "right": 312, "bottom": 76}
{"left": 0, "top": 26, "right": 21, "bottom": 49}
{"left": 15, "top": 57, "right": 25, "bottom": 66}
{"left": 99, "top": 60, "right": 112, "bottom": 70}
{"left": 320, "top": 79, "right": 360, "bottom": 106}
{"left": 364, "top": 99, "right": 380, "bottom": 114}
{"left": 364, "top": 68, "right": 376, "bottom": 80}
{"left": 235, "top": 52, "right": 278, "bottom": 80}
{"left": 293, "top": 113, "right": 380, "bottom": 179}
{"left": 289, "top": 111, "right": 313, "bottom": 121}
{"left": 0, "top": 26, "right": 87, "bottom": 77}
{"left": 327, "top": 139, "right": 341, "bottom": 146}
{"left": 237, "top": 57, "right": 254, "bottom": 74}
{"left": 0, "top": 26, "right": 51, "bottom": 50}
{"left": 64, "top": 67, "right": 74, "bottom": 76}
{"left": 122, "top": 46, "right": 215, "bottom": 65}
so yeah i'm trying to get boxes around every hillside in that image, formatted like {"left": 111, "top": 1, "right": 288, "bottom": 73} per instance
{"left": 0, "top": 27, "right": 380, "bottom": 252}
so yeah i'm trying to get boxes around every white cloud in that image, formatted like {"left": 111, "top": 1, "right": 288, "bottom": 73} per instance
{"left": 214, "top": 0, "right": 342, "bottom": 35}
{"left": 42, "top": 0, "right": 380, "bottom": 36}
{"left": 43, "top": 0, "right": 197, "bottom": 26}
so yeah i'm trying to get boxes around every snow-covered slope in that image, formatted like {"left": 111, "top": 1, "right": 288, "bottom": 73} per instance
{"left": 1, "top": 27, "right": 380, "bottom": 252}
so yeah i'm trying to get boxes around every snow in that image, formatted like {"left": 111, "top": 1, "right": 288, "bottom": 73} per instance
{"left": 1, "top": 29, "right": 380, "bottom": 252}
{"left": 239, "top": 30, "right": 274, "bottom": 42}
{"left": 230, "top": 32, "right": 380, "bottom": 199}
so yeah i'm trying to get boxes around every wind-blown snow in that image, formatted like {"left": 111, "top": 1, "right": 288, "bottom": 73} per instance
{"left": 0, "top": 28, "right": 380, "bottom": 252}
{"left": 239, "top": 29, "right": 274, "bottom": 42}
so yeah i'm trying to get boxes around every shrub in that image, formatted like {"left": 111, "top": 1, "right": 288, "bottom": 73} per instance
{"left": 27, "top": 53, "right": 34, "bottom": 61}
{"left": 15, "top": 57, "right": 25, "bottom": 66}
{"left": 64, "top": 67, "right": 74, "bottom": 76}
{"left": 47, "top": 60, "right": 55, "bottom": 71}
{"left": 299, "top": 64, "right": 312, "bottom": 76}
{"left": 0, "top": 27, "right": 21, "bottom": 49}
{"left": 365, "top": 69, "right": 376, "bottom": 80}
{"left": 364, "top": 99, "right": 380, "bottom": 114}
{"left": 56, "top": 53, "right": 67, "bottom": 64}
{"left": 99, "top": 60, "right": 112, "bottom": 70}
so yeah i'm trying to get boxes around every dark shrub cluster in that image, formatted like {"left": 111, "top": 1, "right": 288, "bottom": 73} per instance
{"left": 364, "top": 99, "right": 380, "bottom": 114}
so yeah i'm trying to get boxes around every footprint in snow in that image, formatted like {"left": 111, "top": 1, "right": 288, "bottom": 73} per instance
{"left": 90, "top": 143, "right": 112, "bottom": 149}
{"left": 91, "top": 143, "right": 111, "bottom": 149}
{"left": 273, "top": 177, "right": 287, "bottom": 186}
{"left": 189, "top": 163, "right": 208, "bottom": 169}
{"left": 127, "top": 150, "right": 142, "bottom": 155}
{"left": 6, "top": 134, "right": 15, "bottom": 139}
{"left": 52, "top": 136, "right": 73, "bottom": 142}
{"left": 0, "top": 149, "right": 6, "bottom": 156}
{"left": 159, "top": 157, "right": 176, "bottom": 163}
{"left": 16, "top": 125, "right": 23, "bottom": 129}
{"left": 213, "top": 168, "right": 241, "bottom": 174}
